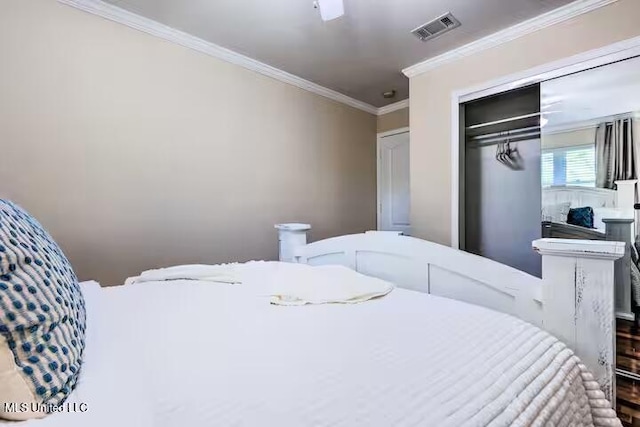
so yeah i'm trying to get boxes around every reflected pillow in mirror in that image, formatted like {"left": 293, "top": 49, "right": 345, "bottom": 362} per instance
{"left": 567, "top": 206, "right": 595, "bottom": 229}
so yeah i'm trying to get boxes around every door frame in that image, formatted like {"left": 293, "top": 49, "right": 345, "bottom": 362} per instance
{"left": 377, "top": 127, "right": 410, "bottom": 231}
{"left": 450, "top": 35, "right": 640, "bottom": 249}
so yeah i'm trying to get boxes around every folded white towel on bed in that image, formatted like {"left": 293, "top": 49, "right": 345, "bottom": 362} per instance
{"left": 125, "top": 263, "right": 241, "bottom": 285}
{"left": 268, "top": 263, "right": 394, "bottom": 305}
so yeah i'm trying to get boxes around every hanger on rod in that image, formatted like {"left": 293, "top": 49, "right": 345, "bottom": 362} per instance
{"left": 494, "top": 137, "right": 524, "bottom": 170}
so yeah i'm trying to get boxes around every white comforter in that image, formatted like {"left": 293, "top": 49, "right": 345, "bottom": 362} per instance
{"left": 25, "top": 262, "right": 620, "bottom": 427}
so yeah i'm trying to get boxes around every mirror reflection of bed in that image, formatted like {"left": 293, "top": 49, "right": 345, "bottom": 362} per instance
{"left": 541, "top": 184, "right": 636, "bottom": 241}
{"left": 540, "top": 182, "right": 636, "bottom": 317}
{"left": 540, "top": 55, "right": 640, "bottom": 420}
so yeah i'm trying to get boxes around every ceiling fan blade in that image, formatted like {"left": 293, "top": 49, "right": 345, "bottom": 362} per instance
{"left": 318, "top": 0, "right": 344, "bottom": 21}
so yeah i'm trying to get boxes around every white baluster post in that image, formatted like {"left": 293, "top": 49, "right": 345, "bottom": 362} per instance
{"left": 275, "top": 223, "right": 311, "bottom": 263}
{"left": 614, "top": 179, "right": 637, "bottom": 240}
{"left": 533, "top": 238, "right": 625, "bottom": 402}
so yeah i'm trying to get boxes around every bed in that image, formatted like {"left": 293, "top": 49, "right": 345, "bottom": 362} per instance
{"left": 14, "top": 232, "right": 624, "bottom": 427}
{"left": 541, "top": 220, "right": 608, "bottom": 240}
{"left": 542, "top": 182, "right": 638, "bottom": 320}
{"left": 541, "top": 181, "right": 637, "bottom": 239}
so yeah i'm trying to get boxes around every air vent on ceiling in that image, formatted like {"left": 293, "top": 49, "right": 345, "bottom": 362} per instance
{"left": 411, "top": 12, "right": 461, "bottom": 42}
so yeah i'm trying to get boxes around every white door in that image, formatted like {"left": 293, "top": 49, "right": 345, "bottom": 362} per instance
{"left": 378, "top": 131, "right": 411, "bottom": 234}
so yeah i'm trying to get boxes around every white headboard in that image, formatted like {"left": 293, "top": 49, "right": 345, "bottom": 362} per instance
{"left": 542, "top": 180, "right": 637, "bottom": 238}
{"left": 542, "top": 180, "right": 637, "bottom": 212}
{"left": 542, "top": 185, "right": 616, "bottom": 209}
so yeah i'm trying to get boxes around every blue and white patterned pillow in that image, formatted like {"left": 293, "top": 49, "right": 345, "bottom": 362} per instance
{"left": 0, "top": 200, "right": 85, "bottom": 420}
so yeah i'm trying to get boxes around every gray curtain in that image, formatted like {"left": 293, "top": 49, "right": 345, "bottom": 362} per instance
{"left": 595, "top": 117, "right": 636, "bottom": 189}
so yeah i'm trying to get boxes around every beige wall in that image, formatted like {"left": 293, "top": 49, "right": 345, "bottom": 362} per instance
{"left": 377, "top": 108, "right": 409, "bottom": 133}
{"left": 542, "top": 127, "right": 596, "bottom": 150}
{"left": 409, "top": 0, "right": 640, "bottom": 245}
{"left": 0, "top": 0, "right": 377, "bottom": 285}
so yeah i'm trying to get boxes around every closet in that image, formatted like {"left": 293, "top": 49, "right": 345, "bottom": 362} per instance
{"left": 457, "top": 53, "right": 640, "bottom": 425}
{"left": 461, "top": 85, "right": 542, "bottom": 277}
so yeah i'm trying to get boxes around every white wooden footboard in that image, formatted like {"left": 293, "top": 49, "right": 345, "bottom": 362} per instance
{"left": 293, "top": 233, "right": 624, "bottom": 402}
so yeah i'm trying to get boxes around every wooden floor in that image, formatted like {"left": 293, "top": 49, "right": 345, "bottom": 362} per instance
{"left": 617, "top": 319, "right": 640, "bottom": 426}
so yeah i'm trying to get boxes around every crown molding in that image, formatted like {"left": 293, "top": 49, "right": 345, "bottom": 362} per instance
{"left": 543, "top": 121, "right": 598, "bottom": 135}
{"left": 57, "top": 0, "right": 380, "bottom": 115}
{"left": 402, "top": 0, "right": 620, "bottom": 78}
{"left": 376, "top": 99, "right": 409, "bottom": 115}
{"left": 545, "top": 110, "right": 640, "bottom": 134}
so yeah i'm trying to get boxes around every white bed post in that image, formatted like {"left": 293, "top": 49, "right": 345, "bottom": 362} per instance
{"left": 615, "top": 179, "right": 637, "bottom": 240}
{"left": 533, "top": 238, "right": 625, "bottom": 402}
{"left": 275, "top": 224, "right": 311, "bottom": 263}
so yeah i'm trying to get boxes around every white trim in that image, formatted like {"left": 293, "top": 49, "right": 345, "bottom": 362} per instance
{"left": 450, "top": 35, "right": 640, "bottom": 249}
{"left": 533, "top": 238, "right": 624, "bottom": 260}
{"left": 377, "top": 99, "right": 409, "bottom": 116}
{"left": 455, "top": 36, "right": 640, "bottom": 104}
{"left": 544, "top": 121, "right": 599, "bottom": 135}
{"left": 544, "top": 111, "right": 640, "bottom": 135}
{"left": 377, "top": 137, "right": 382, "bottom": 231}
{"left": 402, "top": 0, "right": 620, "bottom": 78}
{"left": 617, "top": 312, "right": 635, "bottom": 322}
{"left": 451, "top": 100, "right": 461, "bottom": 248}
{"left": 377, "top": 127, "right": 410, "bottom": 139}
{"left": 57, "top": 0, "right": 382, "bottom": 115}
{"left": 377, "top": 128, "right": 410, "bottom": 230}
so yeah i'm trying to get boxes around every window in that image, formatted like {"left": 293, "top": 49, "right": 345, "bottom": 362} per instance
{"left": 541, "top": 145, "right": 595, "bottom": 187}
{"left": 541, "top": 152, "right": 554, "bottom": 187}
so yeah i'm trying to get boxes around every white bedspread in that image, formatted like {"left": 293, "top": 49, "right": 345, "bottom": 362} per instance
{"left": 23, "top": 263, "right": 620, "bottom": 427}
{"left": 124, "top": 263, "right": 242, "bottom": 285}
{"left": 266, "top": 263, "right": 395, "bottom": 305}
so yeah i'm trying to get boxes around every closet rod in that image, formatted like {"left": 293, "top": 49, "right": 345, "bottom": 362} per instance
{"left": 466, "top": 113, "right": 541, "bottom": 130}
{"left": 470, "top": 126, "right": 540, "bottom": 141}
{"left": 467, "top": 132, "right": 540, "bottom": 147}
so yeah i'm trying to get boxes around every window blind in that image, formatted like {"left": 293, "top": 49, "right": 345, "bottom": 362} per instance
{"left": 541, "top": 152, "right": 554, "bottom": 187}
{"left": 541, "top": 145, "right": 595, "bottom": 187}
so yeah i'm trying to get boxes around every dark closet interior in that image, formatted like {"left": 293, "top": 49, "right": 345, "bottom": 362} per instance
{"left": 461, "top": 84, "right": 542, "bottom": 277}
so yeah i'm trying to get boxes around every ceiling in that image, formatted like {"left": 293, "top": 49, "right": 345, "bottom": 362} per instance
{"left": 542, "top": 54, "right": 640, "bottom": 129}
{"left": 103, "top": 0, "right": 576, "bottom": 108}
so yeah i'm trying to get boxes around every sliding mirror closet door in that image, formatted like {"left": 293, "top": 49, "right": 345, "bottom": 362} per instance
{"left": 463, "top": 85, "right": 542, "bottom": 277}
{"left": 540, "top": 55, "right": 640, "bottom": 423}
